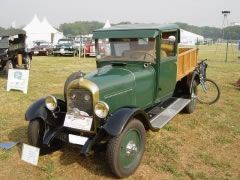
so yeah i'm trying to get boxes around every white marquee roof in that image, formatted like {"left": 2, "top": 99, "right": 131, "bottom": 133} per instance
{"left": 23, "top": 15, "right": 59, "bottom": 34}
{"left": 23, "top": 15, "right": 42, "bottom": 33}
{"left": 23, "top": 14, "right": 63, "bottom": 46}
{"left": 103, "top": 20, "right": 111, "bottom": 29}
{"left": 180, "top": 29, "right": 204, "bottom": 45}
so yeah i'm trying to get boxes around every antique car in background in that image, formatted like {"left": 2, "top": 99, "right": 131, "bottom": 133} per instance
{"left": 83, "top": 38, "right": 96, "bottom": 56}
{"left": 25, "top": 24, "right": 200, "bottom": 177}
{"left": 31, "top": 40, "right": 53, "bottom": 56}
{"left": 53, "top": 38, "right": 78, "bottom": 56}
{"left": 0, "top": 30, "right": 32, "bottom": 74}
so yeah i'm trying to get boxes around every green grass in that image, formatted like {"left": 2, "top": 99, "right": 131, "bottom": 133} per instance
{"left": 0, "top": 46, "right": 240, "bottom": 179}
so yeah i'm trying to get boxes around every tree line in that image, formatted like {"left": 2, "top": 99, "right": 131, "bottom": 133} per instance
{"left": 176, "top": 22, "right": 240, "bottom": 40}
{"left": 0, "top": 21, "right": 239, "bottom": 40}
{"left": 59, "top": 21, "right": 239, "bottom": 40}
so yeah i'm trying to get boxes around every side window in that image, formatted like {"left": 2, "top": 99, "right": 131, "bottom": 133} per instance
{"left": 161, "top": 32, "right": 177, "bottom": 58}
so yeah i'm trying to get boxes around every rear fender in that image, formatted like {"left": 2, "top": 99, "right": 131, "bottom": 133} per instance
{"left": 103, "top": 107, "right": 153, "bottom": 137}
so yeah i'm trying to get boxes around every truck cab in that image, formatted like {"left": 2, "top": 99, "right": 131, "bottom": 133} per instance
{"left": 25, "top": 24, "right": 198, "bottom": 178}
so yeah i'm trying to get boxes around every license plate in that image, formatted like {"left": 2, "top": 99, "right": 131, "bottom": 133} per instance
{"left": 34, "top": 51, "right": 39, "bottom": 54}
{"left": 68, "top": 134, "right": 88, "bottom": 145}
{"left": 64, "top": 113, "right": 93, "bottom": 131}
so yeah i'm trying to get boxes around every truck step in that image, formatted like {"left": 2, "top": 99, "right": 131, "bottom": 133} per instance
{"left": 150, "top": 98, "right": 191, "bottom": 129}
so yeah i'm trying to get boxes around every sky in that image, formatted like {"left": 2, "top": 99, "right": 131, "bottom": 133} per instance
{"left": 0, "top": 0, "right": 239, "bottom": 28}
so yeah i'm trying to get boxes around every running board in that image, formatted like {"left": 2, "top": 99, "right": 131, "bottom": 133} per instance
{"left": 150, "top": 98, "right": 191, "bottom": 129}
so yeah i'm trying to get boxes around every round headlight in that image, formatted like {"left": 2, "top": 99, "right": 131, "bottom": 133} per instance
{"left": 45, "top": 95, "right": 57, "bottom": 111}
{"left": 94, "top": 101, "right": 109, "bottom": 118}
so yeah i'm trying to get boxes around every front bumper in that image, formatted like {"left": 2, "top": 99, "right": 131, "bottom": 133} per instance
{"left": 43, "top": 124, "right": 106, "bottom": 155}
{"left": 53, "top": 50, "right": 74, "bottom": 55}
{"left": 32, "top": 50, "right": 47, "bottom": 55}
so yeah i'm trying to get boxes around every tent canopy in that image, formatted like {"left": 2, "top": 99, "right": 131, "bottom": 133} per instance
{"left": 23, "top": 14, "right": 63, "bottom": 46}
{"left": 180, "top": 29, "right": 204, "bottom": 45}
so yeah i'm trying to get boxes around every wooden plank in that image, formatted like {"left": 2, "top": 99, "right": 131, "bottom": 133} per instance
{"left": 177, "top": 47, "right": 197, "bottom": 81}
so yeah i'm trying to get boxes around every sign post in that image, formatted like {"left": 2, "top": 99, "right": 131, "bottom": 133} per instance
{"left": 7, "top": 69, "right": 30, "bottom": 94}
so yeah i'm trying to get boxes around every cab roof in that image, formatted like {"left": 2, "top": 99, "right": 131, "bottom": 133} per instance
{"left": 93, "top": 23, "right": 180, "bottom": 39}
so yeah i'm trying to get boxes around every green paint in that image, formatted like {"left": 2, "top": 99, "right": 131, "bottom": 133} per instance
{"left": 67, "top": 24, "right": 181, "bottom": 128}
{"left": 119, "top": 128, "right": 141, "bottom": 168}
{"left": 85, "top": 62, "right": 155, "bottom": 113}
{"left": 93, "top": 23, "right": 180, "bottom": 40}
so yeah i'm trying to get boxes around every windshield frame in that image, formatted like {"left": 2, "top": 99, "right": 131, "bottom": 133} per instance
{"left": 96, "top": 38, "right": 156, "bottom": 63}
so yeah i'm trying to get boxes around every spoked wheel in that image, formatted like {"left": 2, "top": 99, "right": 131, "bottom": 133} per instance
{"left": 197, "top": 78, "right": 220, "bottom": 105}
{"left": 106, "top": 119, "right": 146, "bottom": 178}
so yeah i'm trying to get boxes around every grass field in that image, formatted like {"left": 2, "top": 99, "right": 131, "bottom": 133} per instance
{"left": 0, "top": 47, "right": 240, "bottom": 179}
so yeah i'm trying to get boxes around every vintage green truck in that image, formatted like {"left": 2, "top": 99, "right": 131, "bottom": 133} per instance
{"left": 25, "top": 24, "right": 199, "bottom": 177}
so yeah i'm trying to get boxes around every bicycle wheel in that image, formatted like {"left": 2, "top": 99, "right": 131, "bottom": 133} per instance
{"left": 197, "top": 78, "right": 220, "bottom": 105}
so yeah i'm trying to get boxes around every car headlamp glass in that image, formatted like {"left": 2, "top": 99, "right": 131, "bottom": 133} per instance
{"left": 45, "top": 95, "right": 57, "bottom": 111}
{"left": 94, "top": 101, "right": 109, "bottom": 118}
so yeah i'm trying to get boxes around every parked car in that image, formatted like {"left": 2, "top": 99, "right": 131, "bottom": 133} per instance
{"left": 25, "top": 24, "right": 201, "bottom": 177}
{"left": 0, "top": 30, "right": 32, "bottom": 74}
{"left": 31, "top": 40, "right": 53, "bottom": 56}
{"left": 53, "top": 39, "right": 78, "bottom": 56}
{"left": 83, "top": 38, "right": 96, "bottom": 56}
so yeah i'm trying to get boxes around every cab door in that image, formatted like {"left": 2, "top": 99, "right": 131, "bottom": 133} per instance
{"left": 155, "top": 31, "right": 178, "bottom": 102}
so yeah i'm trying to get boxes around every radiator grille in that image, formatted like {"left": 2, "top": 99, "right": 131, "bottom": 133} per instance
{"left": 68, "top": 88, "right": 93, "bottom": 116}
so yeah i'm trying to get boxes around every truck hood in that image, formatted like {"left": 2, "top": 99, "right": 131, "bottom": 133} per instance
{"left": 84, "top": 65, "right": 136, "bottom": 112}
{"left": 71, "top": 62, "right": 155, "bottom": 113}
{"left": 85, "top": 65, "right": 136, "bottom": 94}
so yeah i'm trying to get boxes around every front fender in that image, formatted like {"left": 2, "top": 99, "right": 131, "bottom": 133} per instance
{"left": 25, "top": 98, "right": 48, "bottom": 121}
{"left": 25, "top": 98, "right": 67, "bottom": 127}
{"left": 103, "top": 107, "right": 152, "bottom": 137}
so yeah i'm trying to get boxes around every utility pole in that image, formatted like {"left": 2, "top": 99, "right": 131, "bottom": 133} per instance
{"left": 221, "top": 11, "right": 230, "bottom": 62}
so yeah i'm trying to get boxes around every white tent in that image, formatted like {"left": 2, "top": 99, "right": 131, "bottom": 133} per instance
{"left": 180, "top": 29, "right": 204, "bottom": 45}
{"left": 23, "top": 15, "right": 64, "bottom": 47}
{"left": 103, "top": 20, "right": 111, "bottom": 29}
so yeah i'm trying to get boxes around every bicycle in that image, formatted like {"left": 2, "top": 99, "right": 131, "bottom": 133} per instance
{"left": 194, "top": 59, "right": 220, "bottom": 105}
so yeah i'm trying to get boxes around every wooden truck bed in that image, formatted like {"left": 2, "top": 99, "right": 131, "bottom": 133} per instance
{"left": 177, "top": 47, "right": 198, "bottom": 81}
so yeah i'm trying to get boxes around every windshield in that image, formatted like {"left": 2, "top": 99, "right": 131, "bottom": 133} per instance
{"left": 96, "top": 38, "right": 156, "bottom": 63}
{"left": 58, "top": 40, "right": 73, "bottom": 45}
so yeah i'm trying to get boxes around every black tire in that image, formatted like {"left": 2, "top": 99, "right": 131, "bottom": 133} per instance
{"left": 197, "top": 78, "right": 220, "bottom": 105}
{"left": 24, "top": 56, "right": 31, "bottom": 70}
{"left": 64, "top": 71, "right": 84, "bottom": 100}
{"left": 28, "top": 119, "right": 44, "bottom": 148}
{"left": 28, "top": 119, "right": 63, "bottom": 154}
{"left": 184, "top": 80, "right": 197, "bottom": 114}
{"left": 106, "top": 119, "right": 146, "bottom": 178}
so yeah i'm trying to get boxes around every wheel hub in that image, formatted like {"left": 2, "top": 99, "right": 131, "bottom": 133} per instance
{"left": 126, "top": 140, "right": 138, "bottom": 156}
